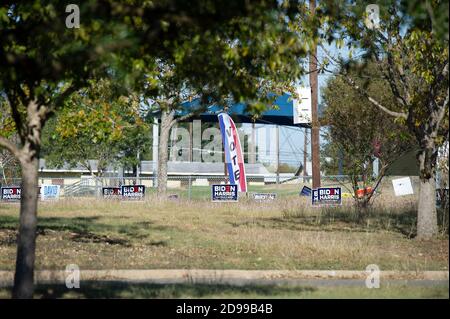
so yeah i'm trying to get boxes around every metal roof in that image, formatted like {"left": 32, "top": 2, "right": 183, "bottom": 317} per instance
{"left": 153, "top": 93, "right": 310, "bottom": 127}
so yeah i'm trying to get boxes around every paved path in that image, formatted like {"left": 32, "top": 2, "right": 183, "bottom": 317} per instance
{"left": 0, "top": 269, "right": 448, "bottom": 287}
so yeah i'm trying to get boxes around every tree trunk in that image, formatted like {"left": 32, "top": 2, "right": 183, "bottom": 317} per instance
{"left": 11, "top": 100, "right": 45, "bottom": 298}
{"left": 417, "top": 176, "right": 438, "bottom": 238}
{"left": 157, "top": 110, "right": 175, "bottom": 195}
{"left": 416, "top": 144, "right": 439, "bottom": 239}
{"left": 12, "top": 154, "right": 39, "bottom": 299}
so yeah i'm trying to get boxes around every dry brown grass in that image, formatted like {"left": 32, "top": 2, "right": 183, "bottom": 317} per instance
{"left": 0, "top": 193, "right": 448, "bottom": 271}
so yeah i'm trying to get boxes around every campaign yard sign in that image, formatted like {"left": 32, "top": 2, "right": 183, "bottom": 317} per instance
{"left": 312, "top": 187, "right": 342, "bottom": 206}
{"left": 40, "top": 184, "right": 60, "bottom": 200}
{"left": 1, "top": 187, "right": 21, "bottom": 201}
{"left": 392, "top": 177, "right": 414, "bottom": 196}
{"left": 121, "top": 185, "right": 145, "bottom": 200}
{"left": 300, "top": 186, "right": 312, "bottom": 196}
{"left": 252, "top": 193, "right": 277, "bottom": 201}
{"left": 211, "top": 185, "right": 238, "bottom": 202}
{"left": 102, "top": 187, "right": 122, "bottom": 198}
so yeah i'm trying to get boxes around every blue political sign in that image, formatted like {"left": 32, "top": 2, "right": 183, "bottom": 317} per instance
{"left": 121, "top": 185, "right": 145, "bottom": 200}
{"left": 41, "top": 185, "right": 60, "bottom": 200}
{"left": 211, "top": 185, "right": 238, "bottom": 202}
{"left": 312, "top": 187, "right": 342, "bottom": 206}
{"left": 300, "top": 186, "right": 312, "bottom": 196}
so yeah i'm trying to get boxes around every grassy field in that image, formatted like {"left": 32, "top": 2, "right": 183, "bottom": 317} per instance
{"left": 0, "top": 282, "right": 448, "bottom": 299}
{"left": 0, "top": 193, "right": 448, "bottom": 272}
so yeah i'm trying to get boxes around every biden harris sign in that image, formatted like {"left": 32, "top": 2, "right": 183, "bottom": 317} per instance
{"left": 1, "top": 187, "right": 21, "bottom": 201}
{"left": 121, "top": 185, "right": 145, "bottom": 200}
{"left": 211, "top": 185, "right": 238, "bottom": 202}
{"left": 312, "top": 187, "right": 342, "bottom": 206}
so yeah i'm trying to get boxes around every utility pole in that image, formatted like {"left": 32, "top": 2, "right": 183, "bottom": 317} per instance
{"left": 310, "top": 0, "right": 321, "bottom": 189}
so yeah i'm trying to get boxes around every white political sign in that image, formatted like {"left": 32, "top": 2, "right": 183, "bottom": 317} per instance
{"left": 293, "top": 86, "right": 311, "bottom": 124}
{"left": 40, "top": 184, "right": 60, "bottom": 200}
{"left": 392, "top": 177, "right": 414, "bottom": 196}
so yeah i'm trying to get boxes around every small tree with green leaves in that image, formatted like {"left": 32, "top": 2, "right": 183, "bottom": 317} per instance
{"left": 42, "top": 79, "right": 150, "bottom": 178}
{"left": 321, "top": 61, "right": 415, "bottom": 210}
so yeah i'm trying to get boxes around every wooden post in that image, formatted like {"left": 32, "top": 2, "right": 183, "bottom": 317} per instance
{"left": 310, "top": 0, "right": 321, "bottom": 189}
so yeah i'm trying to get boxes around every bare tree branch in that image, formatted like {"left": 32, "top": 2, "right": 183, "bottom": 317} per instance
{"left": 387, "top": 53, "right": 411, "bottom": 105}
{"left": 375, "top": 54, "right": 409, "bottom": 108}
{"left": 5, "top": 93, "right": 25, "bottom": 145}
{"left": 169, "top": 100, "right": 212, "bottom": 127}
{"left": 366, "top": 162, "right": 388, "bottom": 203}
{"left": 436, "top": 88, "right": 449, "bottom": 128}
{"left": 0, "top": 136, "right": 21, "bottom": 158}
{"left": 47, "top": 84, "right": 78, "bottom": 115}
{"left": 372, "top": 29, "right": 412, "bottom": 107}
{"left": 343, "top": 75, "right": 408, "bottom": 119}
{"left": 320, "top": 43, "right": 408, "bottom": 119}
{"left": 435, "top": 61, "right": 449, "bottom": 92}
{"left": 442, "top": 61, "right": 449, "bottom": 78}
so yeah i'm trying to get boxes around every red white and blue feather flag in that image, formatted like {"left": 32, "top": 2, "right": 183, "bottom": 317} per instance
{"left": 218, "top": 113, "right": 247, "bottom": 192}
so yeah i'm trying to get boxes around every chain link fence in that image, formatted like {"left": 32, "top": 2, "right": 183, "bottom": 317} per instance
{"left": 1, "top": 174, "right": 357, "bottom": 201}
{"left": 2, "top": 174, "right": 449, "bottom": 206}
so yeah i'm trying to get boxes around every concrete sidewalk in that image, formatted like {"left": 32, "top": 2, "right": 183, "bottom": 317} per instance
{"left": 0, "top": 269, "right": 448, "bottom": 287}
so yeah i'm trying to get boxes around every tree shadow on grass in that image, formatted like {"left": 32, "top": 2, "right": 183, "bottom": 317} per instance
{"left": 0, "top": 215, "right": 172, "bottom": 247}
{"left": 227, "top": 207, "right": 418, "bottom": 238}
{"left": 8, "top": 281, "right": 317, "bottom": 299}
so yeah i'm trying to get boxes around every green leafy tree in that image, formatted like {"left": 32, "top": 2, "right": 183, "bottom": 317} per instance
{"left": 319, "top": 0, "right": 449, "bottom": 238}
{"left": 321, "top": 61, "right": 415, "bottom": 209}
{"left": 41, "top": 79, "right": 151, "bottom": 177}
